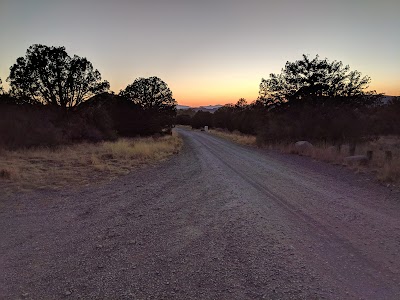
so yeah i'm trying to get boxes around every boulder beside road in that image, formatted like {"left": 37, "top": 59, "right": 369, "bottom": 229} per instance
{"left": 295, "top": 141, "right": 313, "bottom": 154}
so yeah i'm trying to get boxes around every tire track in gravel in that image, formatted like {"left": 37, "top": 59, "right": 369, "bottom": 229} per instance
{"left": 181, "top": 128, "right": 400, "bottom": 299}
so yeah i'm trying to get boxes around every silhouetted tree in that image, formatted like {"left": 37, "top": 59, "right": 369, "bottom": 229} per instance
{"left": 372, "top": 97, "right": 400, "bottom": 135}
{"left": 235, "top": 98, "right": 248, "bottom": 110}
{"left": 119, "top": 76, "right": 177, "bottom": 132}
{"left": 8, "top": 44, "right": 109, "bottom": 108}
{"left": 176, "top": 114, "right": 192, "bottom": 125}
{"left": 259, "top": 54, "right": 376, "bottom": 108}
{"left": 0, "top": 78, "right": 19, "bottom": 104}
{"left": 191, "top": 111, "right": 213, "bottom": 129}
{"left": 120, "top": 76, "right": 176, "bottom": 110}
{"left": 177, "top": 108, "right": 196, "bottom": 118}
{"left": 213, "top": 99, "right": 264, "bottom": 135}
{"left": 213, "top": 104, "right": 235, "bottom": 130}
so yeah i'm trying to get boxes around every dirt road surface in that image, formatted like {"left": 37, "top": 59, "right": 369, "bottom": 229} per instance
{"left": 1, "top": 128, "right": 400, "bottom": 299}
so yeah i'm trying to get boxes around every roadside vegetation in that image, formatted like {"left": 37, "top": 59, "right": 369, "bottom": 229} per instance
{"left": 210, "top": 129, "right": 256, "bottom": 146}
{"left": 177, "top": 55, "right": 400, "bottom": 183}
{"left": 0, "top": 44, "right": 179, "bottom": 191}
{"left": 1, "top": 47, "right": 399, "bottom": 186}
{"left": 0, "top": 133, "right": 182, "bottom": 193}
{"left": 206, "top": 130, "right": 400, "bottom": 184}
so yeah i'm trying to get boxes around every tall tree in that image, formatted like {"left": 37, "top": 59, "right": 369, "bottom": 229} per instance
{"left": 119, "top": 76, "right": 177, "bottom": 132}
{"left": 259, "top": 54, "right": 376, "bottom": 108}
{"left": 8, "top": 44, "right": 109, "bottom": 108}
{"left": 119, "top": 76, "right": 176, "bottom": 111}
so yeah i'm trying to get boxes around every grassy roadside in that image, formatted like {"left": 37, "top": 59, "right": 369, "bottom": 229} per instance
{"left": 209, "top": 129, "right": 400, "bottom": 185}
{"left": 210, "top": 129, "right": 257, "bottom": 146}
{"left": 0, "top": 132, "right": 182, "bottom": 193}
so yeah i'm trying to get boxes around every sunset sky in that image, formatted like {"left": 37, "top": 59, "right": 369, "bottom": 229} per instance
{"left": 0, "top": 0, "right": 399, "bottom": 106}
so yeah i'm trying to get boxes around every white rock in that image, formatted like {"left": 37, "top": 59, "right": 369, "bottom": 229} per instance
{"left": 294, "top": 141, "right": 313, "bottom": 154}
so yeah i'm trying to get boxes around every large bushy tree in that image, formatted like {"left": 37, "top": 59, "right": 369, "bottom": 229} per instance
{"left": 8, "top": 44, "right": 109, "bottom": 108}
{"left": 119, "top": 76, "right": 176, "bottom": 111}
{"left": 119, "top": 76, "right": 177, "bottom": 132}
{"left": 259, "top": 54, "right": 376, "bottom": 108}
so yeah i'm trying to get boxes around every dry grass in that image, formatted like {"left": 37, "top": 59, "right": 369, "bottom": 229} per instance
{"left": 270, "top": 142, "right": 346, "bottom": 163}
{"left": 0, "top": 132, "right": 182, "bottom": 193}
{"left": 209, "top": 129, "right": 257, "bottom": 146}
{"left": 360, "top": 136, "right": 400, "bottom": 183}
{"left": 210, "top": 129, "right": 399, "bottom": 184}
{"left": 270, "top": 137, "right": 400, "bottom": 185}
{"left": 176, "top": 125, "right": 192, "bottom": 130}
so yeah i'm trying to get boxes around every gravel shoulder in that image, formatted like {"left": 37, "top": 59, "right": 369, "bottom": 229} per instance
{"left": 1, "top": 128, "right": 400, "bottom": 299}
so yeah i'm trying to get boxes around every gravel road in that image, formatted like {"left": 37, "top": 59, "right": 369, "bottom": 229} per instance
{"left": 1, "top": 128, "right": 400, "bottom": 299}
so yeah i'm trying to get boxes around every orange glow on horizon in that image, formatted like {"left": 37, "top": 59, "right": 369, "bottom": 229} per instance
{"left": 175, "top": 92, "right": 257, "bottom": 107}
{"left": 369, "top": 83, "right": 400, "bottom": 98}
{"left": 168, "top": 77, "right": 261, "bottom": 107}
{"left": 174, "top": 85, "right": 399, "bottom": 107}
{"left": 174, "top": 92, "right": 257, "bottom": 107}
{"left": 108, "top": 67, "right": 399, "bottom": 107}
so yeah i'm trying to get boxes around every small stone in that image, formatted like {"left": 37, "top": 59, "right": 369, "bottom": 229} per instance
{"left": 65, "top": 290, "right": 72, "bottom": 296}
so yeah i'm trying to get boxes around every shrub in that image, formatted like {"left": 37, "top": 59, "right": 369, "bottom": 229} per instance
{"left": 0, "top": 104, "right": 64, "bottom": 149}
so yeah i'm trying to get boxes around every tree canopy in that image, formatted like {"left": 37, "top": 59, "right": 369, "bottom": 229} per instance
{"left": 191, "top": 110, "right": 213, "bottom": 129}
{"left": 119, "top": 76, "right": 176, "bottom": 111}
{"left": 8, "top": 44, "right": 109, "bottom": 108}
{"left": 259, "top": 55, "right": 375, "bottom": 108}
{"left": 119, "top": 76, "right": 177, "bottom": 132}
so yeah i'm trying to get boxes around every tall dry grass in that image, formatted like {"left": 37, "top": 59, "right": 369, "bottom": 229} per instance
{"left": 265, "top": 137, "right": 400, "bottom": 184}
{"left": 209, "top": 129, "right": 399, "bottom": 184}
{"left": 0, "top": 133, "right": 182, "bottom": 193}
{"left": 210, "top": 129, "right": 257, "bottom": 146}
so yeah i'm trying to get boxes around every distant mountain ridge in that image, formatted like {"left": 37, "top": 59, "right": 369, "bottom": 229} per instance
{"left": 176, "top": 105, "right": 191, "bottom": 110}
{"left": 176, "top": 96, "right": 399, "bottom": 111}
{"left": 176, "top": 104, "right": 223, "bottom": 113}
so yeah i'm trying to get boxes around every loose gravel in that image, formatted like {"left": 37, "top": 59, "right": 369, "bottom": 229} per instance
{"left": 1, "top": 128, "right": 400, "bottom": 299}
